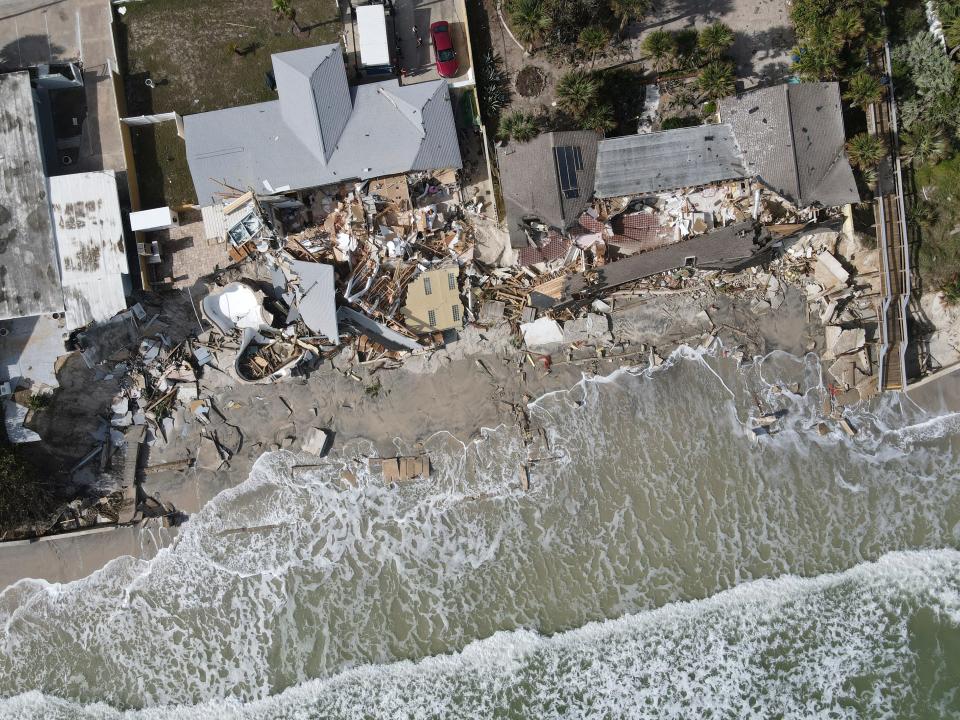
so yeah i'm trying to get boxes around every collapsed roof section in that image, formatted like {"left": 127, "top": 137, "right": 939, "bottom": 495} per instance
{"left": 719, "top": 83, "right": 860, "bottom": 208}
{"left": 183, "top": 44, "right": 462, "bottom": 204}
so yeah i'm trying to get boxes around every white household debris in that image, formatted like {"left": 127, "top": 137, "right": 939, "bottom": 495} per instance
{"left": 302, "top": 428, "right": 330, "bottom": 456}
{"left": 520, "top": 318, "right": 564, "bottom": 347}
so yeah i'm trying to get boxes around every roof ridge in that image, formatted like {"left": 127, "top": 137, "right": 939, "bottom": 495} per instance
{"left": 783, "top": 84, "right": 804, "bottom": 205}
{"left": 378, "top": 85, "right": 426, "bottom": 138}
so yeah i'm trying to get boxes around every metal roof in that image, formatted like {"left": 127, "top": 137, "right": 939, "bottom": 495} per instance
{"left": 184, "top": 45, "right": 461, "bottom": 204}
{"left": 719, "top": 83, "right": 859, "bottom": 208}
{"left": 356, "top": 5, "right": 391, "bottom": 67}
{"left": 496, "top": 131, "right": 599, "bottom": 247}
{"left": 594, "top": 124, "right": 747, "bottom": 199}
{"left": 48, "top": 171, "right": 130, "bottom": 331}
{"left": 289, "top": 260, "right": 338, "bottom": 343}
{"left": 0, "top": 72, "right": 64, "bottom": 320}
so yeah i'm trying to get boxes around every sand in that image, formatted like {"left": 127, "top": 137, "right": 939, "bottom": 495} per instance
{"left": 0, "top": 282, "right": 827, "bottom": 589}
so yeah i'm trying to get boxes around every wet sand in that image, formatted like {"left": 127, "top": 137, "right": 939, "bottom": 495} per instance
{"left": 0, "top": 286, "right": 824, "bottom": 590}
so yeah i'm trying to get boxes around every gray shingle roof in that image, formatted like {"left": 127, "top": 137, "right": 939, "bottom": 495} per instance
{"left": 0, "top": 72, "right": 64, "bottom": 320}
{"left": 184, "top": 45, "right": 461, "bottom": 203}
{"left": 496, "top": 131, "right": 599, "bottom": 247}
{"left": 719, "top": 82, "right": 859, "bottom": 208}
{"left": 594, "top": 124, "right": 746, "bottom": 199}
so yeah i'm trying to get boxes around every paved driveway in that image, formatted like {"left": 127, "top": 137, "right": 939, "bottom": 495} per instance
{"left": 0, "top": 0, "right": 125, "bottom": 174}
{"left": 394, "top": 0, "right": 473, "bottom": 86}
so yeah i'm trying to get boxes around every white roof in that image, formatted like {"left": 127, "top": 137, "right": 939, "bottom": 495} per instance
{"left": 129, "top": 206, "right": 175, "bottom": 231}
{"left": 356, "top": 5, "right": 390, "bottom": 67}
{"left": 49, "top": 171, "right": 130, "bottom": 331}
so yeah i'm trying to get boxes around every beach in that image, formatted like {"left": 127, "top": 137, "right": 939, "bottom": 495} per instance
{"left": 0, "top": 282, "right": 819, "bottom": 589}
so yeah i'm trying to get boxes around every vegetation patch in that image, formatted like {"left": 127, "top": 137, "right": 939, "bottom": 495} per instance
{"left": 119, "top": 0, "right": 340, "bottom": 117}
{"left": 130, "top": 121, "right": 197, "bottom": 209}
{"left": 0, "top": 445, "right": 60, "bottom": 539}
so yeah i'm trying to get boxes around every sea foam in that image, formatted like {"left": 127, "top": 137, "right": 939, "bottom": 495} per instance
{"left": 0, "top": 348, "right": 958, "bottom": 714}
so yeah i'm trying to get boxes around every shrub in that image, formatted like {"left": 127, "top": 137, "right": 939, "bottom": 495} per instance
{"left": 498, "top": 110, "right": 540, "bottom": 142}
{"left": 661, "top": 115, "right": 700, "bottom": 130}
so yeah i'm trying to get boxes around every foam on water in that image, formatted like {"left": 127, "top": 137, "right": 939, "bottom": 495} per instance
{"left": 0, "top": 347, "right": 959, "bottom": 714}
{"left": 2, "top": 549, "right": 960, "bottom": 719}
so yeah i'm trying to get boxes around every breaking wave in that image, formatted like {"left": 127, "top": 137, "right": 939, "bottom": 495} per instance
{"left": 0, "top": 346, "right": 959, "bottom": 715}
{"left": 3, "top": 550, "right": 959, "bottom": 719}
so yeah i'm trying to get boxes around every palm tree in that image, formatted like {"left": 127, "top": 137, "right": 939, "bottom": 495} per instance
{"left": 555, "top": 70, "right": 598, "bottom": 117}
{"left": 697, "top": 61, "right": 735, "bottom": 101}
{"left": 271, "top": 0, "right": 293, "bottom": 19}
{"left": 900, "top": 122, "right": 949, "bottom": 166}
{"left": 843, "top": 71, "right": 884, "bottom": 108}
{"left": 581, "top": 104, "right": 616, "bottom": 134}
{"left": 697, "top": 22, "right": 734, "bottom": 61}
{"left": 942, "top": 6, "right": 960, "bottom": 57}
{"left": 508, "top": 0, "right": 550, "bottom": 49}
{"left": 641, "top": 30, "right": 677, "bottom": 72}
{"left": 498, "top": 110, "right": 539, "bottom": 142}
{"left": 845, "top": 132, "right": 887, "bottom": 170}
{"left": 792, "top": 44, "right": 842, "bottom": 82}
{"left": 578, "top": 25, "right": 609, "bottom": 68}
{"left": 609, "top": 0, "right": 650, "bottom": 38}
{"left": 829, "top": 8, "right": 864, "bottom": 44}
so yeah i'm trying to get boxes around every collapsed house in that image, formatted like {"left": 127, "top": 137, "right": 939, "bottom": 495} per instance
{"left": 183, "top": 44, "right": 462, "bottom": 205}
{"left": 402, "top": 266, "right": 464, "bottom": 333}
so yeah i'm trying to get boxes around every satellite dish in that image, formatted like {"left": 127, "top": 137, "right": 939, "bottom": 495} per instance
{"left": 145, "top": 78, "right": 155, "bottom": 89}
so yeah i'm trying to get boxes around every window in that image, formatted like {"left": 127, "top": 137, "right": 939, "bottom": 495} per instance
{"left": 424, "top": 276, "right": 433, "bottom": 295}
{"left": 428, "top": 309, "right": 437, "bottom": 327}
{"left": 448, "top": 273, "right": 456, "bottom": 290}
{"left": 452, "top": 304, "right": 460, "bottom": 322}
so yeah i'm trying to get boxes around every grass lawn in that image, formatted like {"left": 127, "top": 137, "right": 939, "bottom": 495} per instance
{"left": 119, "top": 0, "right": 342, "bottom": 117}
{"left": 912, "top": 153, "right": 960, "bottom": 293}
{"left": 131, "top": 121, "right": 196, "bottom": 209}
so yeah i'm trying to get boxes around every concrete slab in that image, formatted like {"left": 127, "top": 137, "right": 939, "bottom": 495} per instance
{"left": 0, "top": 0, "right": 125, "bottom": 174}
{"left": 0, "top": 314, "right": 70, "bottom": 389}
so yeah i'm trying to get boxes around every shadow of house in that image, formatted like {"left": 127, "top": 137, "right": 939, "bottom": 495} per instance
{"left": 0, "top": 36, "right": 68, "bottom": 72}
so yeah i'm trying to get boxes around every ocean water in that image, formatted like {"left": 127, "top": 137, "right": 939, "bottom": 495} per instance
{"left": 1, "top": 348, "right": 959, "bottom": 718}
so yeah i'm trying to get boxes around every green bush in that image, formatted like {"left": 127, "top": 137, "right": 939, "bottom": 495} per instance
{"left": 0, "top": 446, "right": 58, "bottom": 536}
{"left": 661, "top": 115, "right": 700, "bottom": 130}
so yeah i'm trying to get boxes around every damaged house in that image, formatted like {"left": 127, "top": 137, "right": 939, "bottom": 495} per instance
{"left": 496, "top": 131, "right": 599, "bottom": 252}
{"left": 718, "top": 82, "right": 860, "bottom": 209}
{"left": 594, "top": 82, "right": 859, "bottom": 209}
{"left": 183, "top": 44, "right": 462, "bottom": 205}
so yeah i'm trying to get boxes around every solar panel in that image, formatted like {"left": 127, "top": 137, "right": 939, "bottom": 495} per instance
{"left": 554, "top": 145, "right": 582, "bottom": 199}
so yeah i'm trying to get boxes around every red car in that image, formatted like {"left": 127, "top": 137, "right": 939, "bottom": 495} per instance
{"left": 429, "top": 21, "right": 458, "bottom": 78}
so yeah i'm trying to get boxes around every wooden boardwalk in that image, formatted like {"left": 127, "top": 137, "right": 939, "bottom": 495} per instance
{"left": 871, "top": 43, "right": 912, "bottom": 392}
